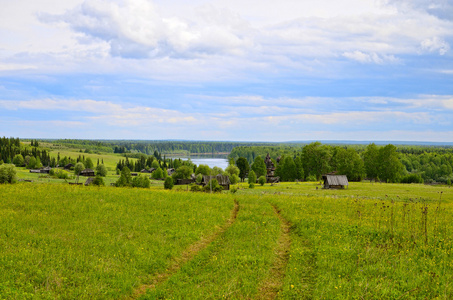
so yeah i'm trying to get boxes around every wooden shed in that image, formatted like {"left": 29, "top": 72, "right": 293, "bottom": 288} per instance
{"left": 84, "top": 177, "right": 95, "bottom": 186}
{"left": 64, "top": 163, "right": 74, "bottom": 170}
{"left": 322, "top": 175, "right": 349, "bottom": 189}
{"left": 80, "top": 168, "right": 95, "bottom": 177}
{"left": 41, "top": 166, "right": 52, "bottom": 174}
{"left": 176, "top": 178, "right": 195, "bottom": 185}
{"left": 202, "top": 175, "right": 231, "bottom": 190}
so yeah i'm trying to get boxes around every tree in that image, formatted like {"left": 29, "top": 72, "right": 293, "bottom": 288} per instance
{"left": 225, "top": 165, "right": 240, "bottom": 177}
{"left": 195, "top": 164, "right": 211, "bottom": 175}
{"left": 92, "top": 175, "right": 105, "bottom": 186}
{"left": 248, "top": 170, "right": 256, "bottom": 188}
{"left": 229, "top": 174, "right": 240, "bottom": 185}
{"left": 302, "top": 142, "right": 332, "bottom": 180}
{"left": 282, "top": 156, "right": 297, "bottom": 182}
{"left": 151, "top": 167, "right": 164, "bottom": 179}
{"left": 378, "top": 144, "right": 405, "bottom": 183}
{"left": 332, "top": 147, "right": 365, "bottom": 181}
{"left": 363, "top": 143, "right": 379, "bottom": 181}
{"left": 85, "top": 157, "right": 94, "bottom": 169}
{"left": 0, "top": 164, "right": 17, "bottom": 183}
{"left": 294, "top": 156, "right": 304, "bottom": 180}
{"left": 132, "top": 175, "right": 150, "bottom": 188}
{"left": 116, "top": 166, "right": 132, "bottom": 187}
{"left": 74, "top": 162, "right": 85, "bottom": 176}
{"left": 12, "top": 154, "right": 24, "bottom": 167}
{"left": 236, "top": 157, "right": 249, "bottom": 182}
{"left": 258, "top": 175, "right": 266, "bottom": 186}
{"left": 211, "top": 166, "right": 224, "bottom": 176}
{"left": 172, "top": 165, "right": 193, "bottom": 180}
{"left": 27, "top": 157, "right": 37, "bottom": 169}
{"left": 95, "top": 164, "right": 108, "bottom": 177}
{"left": 151, "top": 160, "right": 160, "bottom": 169}
{"left": 251, "top": 156, "right": 266, "bottom": 178}
{"left": 164, "top": 177, "right": 174, "bottom": 190}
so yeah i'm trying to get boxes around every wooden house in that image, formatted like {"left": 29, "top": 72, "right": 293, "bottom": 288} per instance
{"left": 64, "top": 163, "right": 74, "bottom": 170}
{"left": 84, "top": 177, "right": 95, "bottom": 186}
{"left": 201, "top": 175, "right": 231, "bottom": 190}
{"left": 80, "top": 168, "right": 95, "bottom": 177}
{"left": 41, "top": 166, "right": 52, "bottom": 174}
{"left": 176, "top": 178, "right": 195, "bottom": 185}
{"left": 322, "top": 175, "right": 348, "bottom": 189}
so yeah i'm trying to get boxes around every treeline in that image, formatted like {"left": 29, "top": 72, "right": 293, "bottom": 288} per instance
{"left": 0, "top": 137, "right": 53, "bottom": 167}
{"left": 230, "top": 142, "right": 453, "bottom": 184}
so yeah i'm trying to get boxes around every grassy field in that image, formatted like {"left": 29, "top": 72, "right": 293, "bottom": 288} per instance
{"left": 1, "top": 181, "right": 452, "bottom": 299}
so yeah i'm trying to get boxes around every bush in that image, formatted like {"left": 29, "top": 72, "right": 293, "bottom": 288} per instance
{"left": 248, "top": 170, "right": 256, "bottom": 185}
{"left": 164, "top": 177, "right": 174, "bottom": 190}
{"left": 92, "top": 175, "right": 105, "bottom": 186}
{"left": 132, "top": 175, "right": 151, "bottom": 188}
{"left": 202, "top": 179, "right": 223, "bottom": 193}
{"left": 12, "top": 154, "right": 24, "bottom": 167}
{"left": 190, "top": 184, "right": 202, "bottom": 192}
{"left": 195, "top": 173, "right": 203, "bottom": 184}
{"left": 0, "top": 164, "right": 17, "bottom": 184}
{"left": 229, "top": 174, "right": 239, "bottom": 185}
{"left": 96, "top": 164, "right": 108, "bottom": 177}
{"left": 400, "top": 174, "right": 423, "bottom": 184}
{"left": 258, "top": 176, "right": 266, "bottom": 186}
{"left": 74, "top": 162, "right": 85, "bottom": 175}
{"left": 55, "top": 169, "right": 70, "bottom": 179}
{"left": 230, "top": 187, "right": 238, "bottom": 194}
{"left": 116, "top": 166, "right": 132, "bottom": 187}
{"left": 249, "top": 183, "right": 255, "bottom": 189}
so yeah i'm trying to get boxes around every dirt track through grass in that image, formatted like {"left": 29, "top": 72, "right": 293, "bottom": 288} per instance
{"left": 256, "top": 204, "right": 292, "bottom": 300}
{"left": 129, "top": 199, "right": 240, "bottom": 299}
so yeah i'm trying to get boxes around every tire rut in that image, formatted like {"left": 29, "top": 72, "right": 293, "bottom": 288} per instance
{"left": 255, "top": 204, "right": 291, "bottom": 300}
{"left": 128, "top": 199, "right": 239, "bottom": 299}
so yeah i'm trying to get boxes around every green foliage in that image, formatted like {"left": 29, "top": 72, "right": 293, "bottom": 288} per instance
{"left": 225, "top": 164, "right": 240, "bottom": 177}
{"left": 195, "top": 173, "right": 203, "bottom": 184}
{"left": 74, "top": 162, "right": 85, "bottom": 175}
{"left": 92, "top": 175, "right": 105, "bottom": 186}
{"left": 12, "top": 154, "right": 24, "bottom": 167}
{"left": 151, "top": 167, "right": 164, "bottom": 179}
{"left": 95, "top": 164, "right": 108, "bottom": 177}
{"left": 51, "top": 169, "right": 70, "bottom": 179}
{"left": 190, "top": 184, "right": 202, "bottom": 192}
{"left": 230, "top": 186, "right": 238, "bottom": 194}
{"left": 251, "top": 156, "right": 267, "bottom": 178}
{"left": 151, "top": 160, "right": 160, "bottom": 169}
{"left": 164, "top": 176, "right": 174, "bottom": 190}
{"left": 400, "top": 173, "right": 423, "bottom": 184}
{"left": 172, "top": 165, "right": 193, "bottom": 180}
{"left": 229, "top": 174, "right": 240, "bottom": 185}
{"left": 211, "top": 166, "right": 224, "bottom": 176}
{"left": 258, "top": 175, "right": 266, "bottom": 186}
{"left": 85, "top": 157, "right": 94, "bottom": 169}
{"left": 378, "top": 144, "right": 405, "bottom": 183}
{"left": 0, "top": 164, "right": 17, "bottom": 183}
{"left": 116, "top": 166, "right": 132, "bottom": 187}
{"left": 132, "top": 175, "right": 150, "bottom": 188}
{"left": 248, "top": 170, "right": 256, "bottom": 185}
{"left": 202, "top": 179, "right": 223, "bottom": 192}
{"left": 236, "top": 157, "right": 249, "bottom": 182}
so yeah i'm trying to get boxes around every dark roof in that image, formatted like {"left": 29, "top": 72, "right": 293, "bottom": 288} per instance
{"left": 80, "top": 168, "right": 95, "bottom": 176}
{"left": 323, "top": 175, "right": 349, "bottom": 186}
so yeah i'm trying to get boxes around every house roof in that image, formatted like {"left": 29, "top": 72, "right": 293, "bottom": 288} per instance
{"left": 323, "top": 175, "right": 349, "bottom": 186}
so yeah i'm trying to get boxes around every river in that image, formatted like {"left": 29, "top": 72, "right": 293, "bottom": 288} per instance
{"left": 171, "top": 154, "right": 229, "bottom": 170}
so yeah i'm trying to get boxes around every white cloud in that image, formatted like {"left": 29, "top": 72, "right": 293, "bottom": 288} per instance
{"left": 342, "top": 51, "right": 399, "bottom": 64}
{"left": 421, "top": 37, "right": 450, "bottom": 55}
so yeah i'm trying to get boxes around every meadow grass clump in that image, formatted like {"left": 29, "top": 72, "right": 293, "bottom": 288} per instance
{"left": 0, "top": 184, "right": 234, "bottom": 299}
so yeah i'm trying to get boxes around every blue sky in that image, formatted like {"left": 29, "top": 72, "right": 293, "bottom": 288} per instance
{"left": 1, "top": 0, "right": 452, "bottom": 142}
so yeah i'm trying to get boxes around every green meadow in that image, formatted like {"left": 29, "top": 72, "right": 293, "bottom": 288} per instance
{"left": 1, "top": 182, "right": 452, "bottom": 299}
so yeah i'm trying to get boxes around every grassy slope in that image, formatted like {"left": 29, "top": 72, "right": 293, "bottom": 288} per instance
{"left": 1, "top": 181, "right": 453, "bottom": 299}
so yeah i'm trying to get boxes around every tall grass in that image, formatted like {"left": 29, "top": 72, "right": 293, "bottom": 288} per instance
{"left": 0, "top": 184, "right": 233, "bottom": 299}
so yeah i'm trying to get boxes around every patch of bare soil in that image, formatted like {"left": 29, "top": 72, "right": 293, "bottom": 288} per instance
{"left": 255, "top": 204, "right": 291, "bottom": 300}
{"left": 128, "top": 199, "right": 239, "bottom": 299}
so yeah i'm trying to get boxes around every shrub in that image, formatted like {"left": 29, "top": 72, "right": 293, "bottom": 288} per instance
{"left": 164, "top": 177, "right": 174, "bottom": 190}
{"left": 229, "top": 174, "right": 239, "bottom": 185}
{"left": 190, "top": 184, "right": 202, "bottom": 192}
{"left": 92, "top": 175, "right": 105, "bottom": 186}
{"left": 12, "top": 154, "right": 24, "bottom": 167}
{"left": 230, "top": 187, "right": 238, "bottom": 194}
{"left": 248, "top": 170, "right": 256, "bottom": 185}
{"left": 249, "top": 183, "right": 255, "bottom": 189}
{"left": 74, "top": 162, "right": 85, "bottom": 175}
{"left": 95, "top": 164, "right": 108, "bottom": 177}
{"left": 132, "top": 175, "right": 151, "bottom": 188}
{"left": 400, "top": 174, "right": 423, "bottom": 184}
{"left": 202, "top": 179, "right": 223, "bottom": 193}
{"left": 0, "top": 164, "right": 17, "bottom": 183}
{"left": 53, "top": 169, "right": 70, "bottom": 179}
{"left": 258, "top": 176, "right": 266, "bottom": 186}
{"left": 195, "top": 173, "right": 203, "bottom": 184}
{"left": 116, "top": 166, "right": 132, "bottom": 187}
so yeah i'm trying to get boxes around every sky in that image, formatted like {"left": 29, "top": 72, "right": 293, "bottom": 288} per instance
{"left": 1, "top": 0, "right": 452, "bottom": 142}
